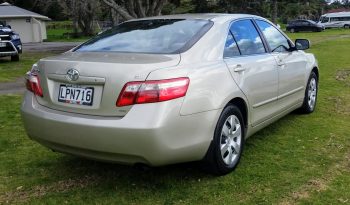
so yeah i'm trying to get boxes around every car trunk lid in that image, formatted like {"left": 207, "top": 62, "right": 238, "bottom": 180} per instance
{"left": 35, "top": 52, "right": 180, "bottom": 117}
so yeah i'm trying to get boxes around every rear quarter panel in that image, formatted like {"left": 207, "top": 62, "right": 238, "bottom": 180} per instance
{"left": 147, "top": 19, "right": 249, "bottom": 117}
{"left": 178, "top": 61, "right": 248, "bottom": 116}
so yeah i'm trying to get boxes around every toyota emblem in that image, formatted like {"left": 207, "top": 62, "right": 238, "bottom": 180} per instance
{"left": 66, "top": 69, "right": 79, "bottom": 81}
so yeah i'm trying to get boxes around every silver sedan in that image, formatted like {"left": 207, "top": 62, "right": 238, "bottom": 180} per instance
{"left": 21, "top": 14, "right": 319, "bottom": 175}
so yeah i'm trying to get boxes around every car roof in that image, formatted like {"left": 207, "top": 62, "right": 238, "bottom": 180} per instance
{"left": 322, "top": 12, "right": 350, "bottom": 17}
{"left": 129, "top": 13, "right": 262, "bottom": 23}
{"left": 290, "top": 19, "right": 307, "bottom": 22}
{"left": 290, "top": 19, "right": 315, "bottom": 23}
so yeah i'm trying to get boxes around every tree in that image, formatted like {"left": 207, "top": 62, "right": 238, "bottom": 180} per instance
{"left": 272, "top": 0, "right": 278, "bottom": 24}
{"left": 58, "top": 0, "right": 100, "bottom": 36}
{"left": 192, "top": 0, "right": 209, "bottom": 12}
{"left": 102, "top": 0, "right": 168, "bottom": 21}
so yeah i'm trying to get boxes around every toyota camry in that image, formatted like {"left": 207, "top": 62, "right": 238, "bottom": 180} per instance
{"left": 21, "top": 14, "right": 319, "bottom": 175}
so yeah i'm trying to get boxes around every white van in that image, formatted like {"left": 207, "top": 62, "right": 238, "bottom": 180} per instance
{"left": 319, "top": 12, "right": 350, "bottom": 29}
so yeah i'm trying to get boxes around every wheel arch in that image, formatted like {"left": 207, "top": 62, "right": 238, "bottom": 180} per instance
{"left": 227, "top": 97, "right": 248, "bottom": 129}
{"left": 312, "top": 66, "right": 319, "bottom": 82}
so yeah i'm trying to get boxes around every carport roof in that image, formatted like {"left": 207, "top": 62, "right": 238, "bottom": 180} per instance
{"left": 0, "top": 2, "right": 50, "bottom": 21}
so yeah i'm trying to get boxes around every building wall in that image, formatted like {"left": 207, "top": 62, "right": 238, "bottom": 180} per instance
{"left": 41, "top": 21, "right": 47, "bottom": 40}
{"left": 2, "top": 18, "right": 33, "bottom": 43}
{"left": 0, "top": 17, "right": 48, "bottom": 43}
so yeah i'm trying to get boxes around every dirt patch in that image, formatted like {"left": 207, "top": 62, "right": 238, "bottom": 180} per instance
{"left": 0, "top": 175, "right": 100, "bottom": 204}
{"left": 335, "top": 70, "right": 350, "bottom": 87}
{"left": 312, "top": 34, "right": 350, "bottom": 45}
{"left": 326, "top": 96, "right": 350, "bottom": 116}
{"left": 279, "top": 152, "right": 350, "bottom": 205}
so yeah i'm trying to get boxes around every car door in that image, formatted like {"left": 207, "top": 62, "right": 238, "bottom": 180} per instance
{"left": 300, "top": 21, "right": 308, "bottom": 31}
{"left": 223, "top": 19, "right": 279, "bottom": 126}
{"left": 329, "top": 17, "right": 340, "bottom": 28}
{"left": 255, "top": 19, "right": 307, "bottom": 112}
{"left": 322, "top": 17, "right": 330, "bottom": 28}
{"left": 295, "top": 21, "right": 302, "bottom": 31}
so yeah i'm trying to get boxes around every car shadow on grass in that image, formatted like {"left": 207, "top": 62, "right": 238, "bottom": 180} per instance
{"left": 0, "top": 57, "right": 15, "bottom": 63}
{"left": 9, "top": 112, "right": 305, "bottom": 204}
{"left": 35, "top": 112, "right": 301, "bottom": 183}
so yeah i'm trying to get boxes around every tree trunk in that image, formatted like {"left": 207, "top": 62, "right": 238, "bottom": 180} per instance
{"left": 111, "top": 8, "right": 119, "bottom": 26}
{"left": 72, "top": 0, "right": 79, "bottom": 36}
{"left": 272, "top": 0, "right": 278, "bottom": 24}
{"left": 103, "top": 0, "right": 168, "bottom": 20}
{"left": 102, "top": 0, "right": 135, "bottom": 20}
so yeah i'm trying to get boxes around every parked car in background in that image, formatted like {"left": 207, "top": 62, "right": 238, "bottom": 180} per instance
{"left": 286, "top": 20, "right": 324, "bottom": 33}
{"left": 0, "top": 24, "right": 22, "bottom": 61}
{"left": 21, "top": 14, "right": 319, "bottom": 175}
{"left": 318, "top": 12, "right": 350, "bottom": 29}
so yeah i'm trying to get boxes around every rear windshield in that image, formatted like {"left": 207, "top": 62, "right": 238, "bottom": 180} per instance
{"left": 74, "top": 19, "right": 213, "bottom": 54}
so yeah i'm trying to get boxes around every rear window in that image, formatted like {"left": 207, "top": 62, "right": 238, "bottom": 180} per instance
{"left": 74, "top": 19, "right": 213, "bottom": 54}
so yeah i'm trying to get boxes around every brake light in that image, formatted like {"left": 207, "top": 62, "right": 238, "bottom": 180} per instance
{"left": 25, "top": 71, "right": 43, "bottom": 97}
{"left": 116, "top": 77, "right": 190, "bottom": 107}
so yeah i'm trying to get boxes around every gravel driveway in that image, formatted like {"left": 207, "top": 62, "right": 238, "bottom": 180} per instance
{"left": 1, "top": 42, "right": 82, "bottom": 95}
{"left": 0, "top": 77, "right": 25, "bottom": 95}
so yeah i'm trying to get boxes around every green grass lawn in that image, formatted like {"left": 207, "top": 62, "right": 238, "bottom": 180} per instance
{"left": 0, "top": 29, "right": 350, "bottom": 204}
{"left": 46, "top": 21, "right": 91, "bottom": 42}
{"left": 0, "top": 52, "right": 54, "bottom": 82}
{"left": 46, "top": 28, "right": 90, "bottom": 42}
{"left": 287, "top": 28, "right": 350, "bottom": 44}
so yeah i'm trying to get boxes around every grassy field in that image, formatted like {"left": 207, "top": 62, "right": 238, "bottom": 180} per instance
{"left": 46, "top": 21, "right": 90, "bottom": 42}
{"left": 0, "top": 53, "right": 54, "bottom": 82}
{"left": 46, "top": 28, "right": 90, "bottom": 42}
{"left": 0, "top": 29, "right": 350, "bottom": 204}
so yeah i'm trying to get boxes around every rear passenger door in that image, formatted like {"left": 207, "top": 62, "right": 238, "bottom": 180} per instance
{"left": 224, "top": 19, "right": 279, "bottom": 126}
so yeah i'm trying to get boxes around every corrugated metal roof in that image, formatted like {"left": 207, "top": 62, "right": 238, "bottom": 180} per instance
{"left": 0, "top": 2, "right": 50, "bottom": 20}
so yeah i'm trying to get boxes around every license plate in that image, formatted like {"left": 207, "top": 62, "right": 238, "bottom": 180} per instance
{"left": 0, "top": 43, "right": 6, "bottom": 47}
{"left": 58, "top": 84, "right": 94, "bottom": 106}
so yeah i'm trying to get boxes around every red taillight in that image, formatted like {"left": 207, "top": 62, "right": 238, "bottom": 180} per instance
{"left": 116, "top": 77, "right": 190, "bottom": 107}
{"left": 25, "top": 72, "right": 43, "bottom": 97}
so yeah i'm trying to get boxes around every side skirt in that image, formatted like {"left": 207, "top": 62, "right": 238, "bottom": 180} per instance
{"left": 246, "top": 101, "right": 303, "bottom": 138}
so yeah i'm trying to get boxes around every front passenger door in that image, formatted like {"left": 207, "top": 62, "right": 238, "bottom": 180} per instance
{"left": 255, "top": 20, "right": 307, "bottom": 111}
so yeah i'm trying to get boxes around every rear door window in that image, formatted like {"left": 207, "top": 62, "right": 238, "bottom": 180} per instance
{"left": 295, "top": 21, "right": 302, "bottom": 26}
{"left": 223, "top": 32, "right": 240, "bottom": 58}
{"left": 229, "top": 19, "right": 266, "bottom": 55}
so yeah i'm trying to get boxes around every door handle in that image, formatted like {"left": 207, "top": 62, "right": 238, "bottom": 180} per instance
{"left": 232, "top": 64, "right": 246, "bottom": 72}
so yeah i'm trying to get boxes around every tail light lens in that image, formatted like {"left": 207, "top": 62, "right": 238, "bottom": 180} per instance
{"left": 116, "top": 77, "right": 190, "bottom": 107}
{"left": 25, "top": 65, "right": 43, "bottom": 97}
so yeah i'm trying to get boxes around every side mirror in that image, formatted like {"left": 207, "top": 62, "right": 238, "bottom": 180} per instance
{"left": 295, "top": 39, "right": 310, "bottom": 50}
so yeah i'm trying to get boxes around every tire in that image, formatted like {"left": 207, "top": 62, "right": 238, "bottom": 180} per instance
{"left": 344, "top": 25, "right": 350, "bottom": 29}
{"left": 11, "top": 55, "right": 19, "bottom": 62}
{"left": 299, "top": 71, "right": 318, "bottom": 114}
{"left": 290, "top": 28, "right": 295, "bottom": 33}
{"left": 203, "top": 104, "right": 245, "bottom": 175}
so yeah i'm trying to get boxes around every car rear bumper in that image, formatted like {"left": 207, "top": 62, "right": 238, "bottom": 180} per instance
{"left": 21, "top": 92, "right": 220, "bottom": 166}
